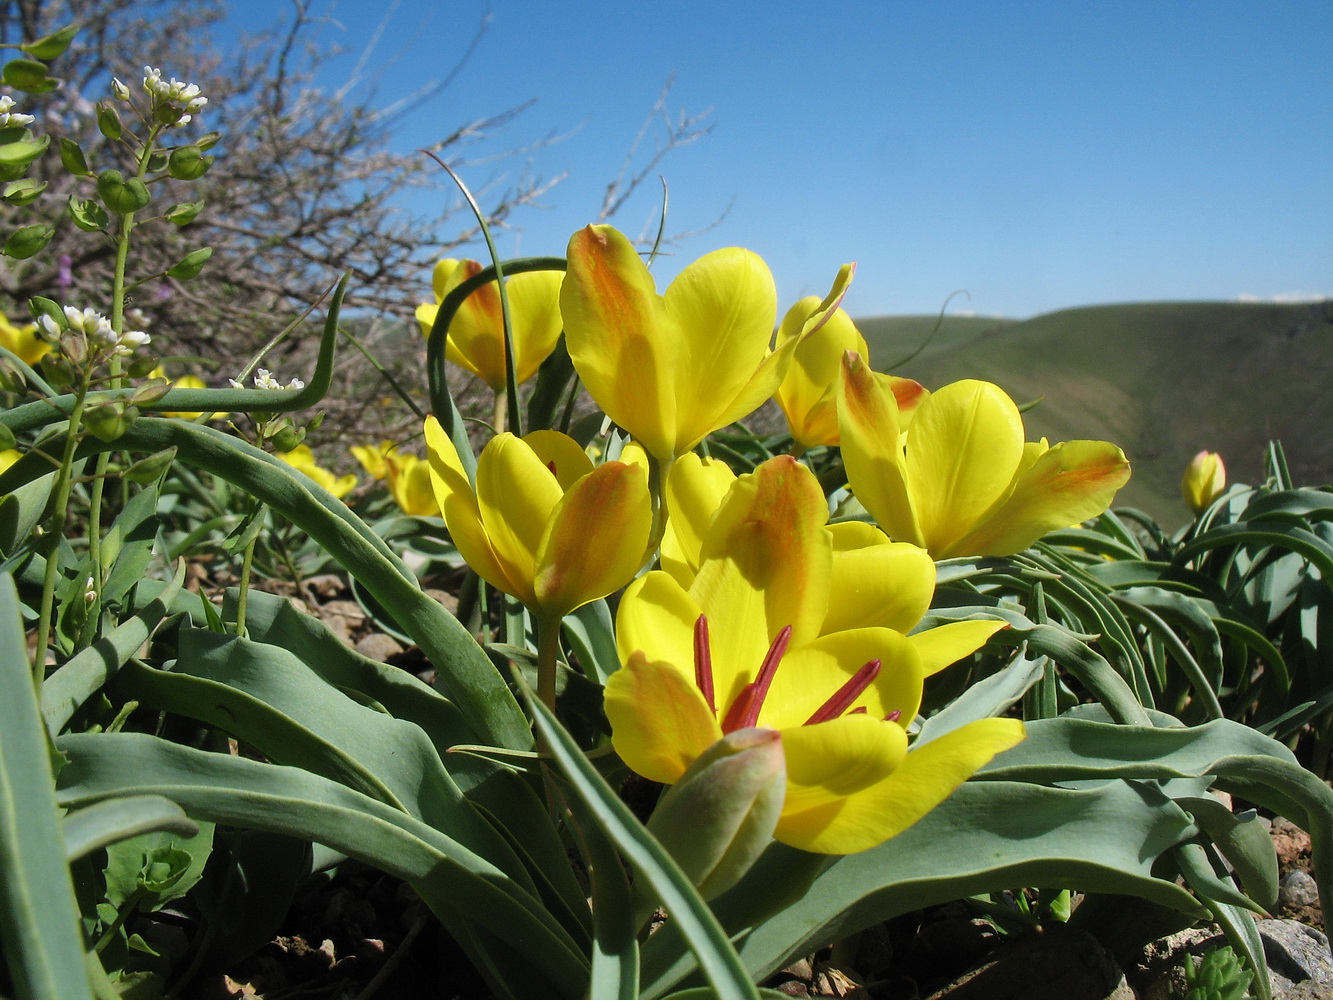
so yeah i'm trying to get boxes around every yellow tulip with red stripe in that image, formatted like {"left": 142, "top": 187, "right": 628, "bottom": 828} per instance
{"left": 416, "top": 259, "right": 563, "bottom": 392}
{"left": 605, "top": 455, "right": 1023, "bottom": 855}
{"left": 423, "top": 415, "right": 651, "bottom": 619}
{"left": 839, "top": 353, "right": 1131, "bottom": 559}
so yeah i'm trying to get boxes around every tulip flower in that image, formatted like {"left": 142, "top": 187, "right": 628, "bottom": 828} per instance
{"left": 1181, "top": 450, "right": 1226, "bottom": 514}
{"left": 276, "top": 445, "right": 357, "bottom": 499}
{"left": 351, "top": 441, "right": 440, "bottom": 517}
{"left": 415, "top": 258, "right": 563, "bottom": 397}
{"left": 562, "top": 225, "right": 796, "bottom": 463}
{"left": 774, "top": 296, "right": 927, "bottom": 452}
{"left": 605, "top": 455, "right": 1023, "bottom": 855}
{"left": 838, "top": 353, "right": 1131, "bottom": 559}
{"left": 425, "top": 415, "right": 652, "bottom": 707}
{"left": 0, "top": 309, "right": 50, "bottom": 366}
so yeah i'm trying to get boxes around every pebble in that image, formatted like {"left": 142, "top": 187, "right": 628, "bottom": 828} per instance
{"left": 1280, "top": 871, "right": 1322, "bottom": 910}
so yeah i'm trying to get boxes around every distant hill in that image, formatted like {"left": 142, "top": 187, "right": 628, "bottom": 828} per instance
{"left": 857, "top": 301, "right": 1333, "bottom": 525}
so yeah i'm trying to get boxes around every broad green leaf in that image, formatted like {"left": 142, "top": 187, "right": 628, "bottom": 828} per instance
{"left": 103, "top": 820, "right": 215, "bottom": 909}
{"left": 62, "top": 795, "right": 197, "bottom": 863}
{"left": 55, "top": 732, "right": 589, "bottom": 999}
{"left": 526, "top": 684, "right": 759, "bottom": 1000}
{"left": 0, "top": 574, "right": 96, "bottom": 1000}
{"left": 640, "top": 778, "right": 1201, "bottom": 997}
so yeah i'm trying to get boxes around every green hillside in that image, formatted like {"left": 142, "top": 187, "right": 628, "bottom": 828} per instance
{"left": 857, "top": 301, "right": 1333, "bottom": 524}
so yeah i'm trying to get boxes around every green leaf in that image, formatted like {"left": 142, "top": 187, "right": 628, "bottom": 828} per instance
{"left": 3, "top": 177, "right": 46, "bottom": 205}
{"left": 67, "top": 194, "right": 109, "bottom": 233}
{"left": 56, "top": 732, "right": 590, "bottom": 999}
{"left": 163, "top": 200, "right": 204, "bottom": 226}
{"left": 95, "top": 102, "right": 122, "bottom": 141}
{"left": 166, "top": 144, "right": 213, "bottom": 180}
{"left": 41, "top": 563, "right": 184, "bottom": 735}
{"left": 58, "top": 136, "right": 90, "bottom": 176}
{"left": 0, "top": 573, "right": 98, "bottom": 1000}
{"left": 166, "top": 246, "right": 211, "bottom": 280}
{"left": 100, "top": 481, "right": 160, "bottom": 608}
{"left": 96, "top": 169, "right": 150, "bottom": 215}
{"left": 640, "top": 779, "right": 1201, "bottom": 998}
{"left": 104, "top": 821, "right": 214, "bottom": 909}
{"left": 2, "top": 58, "right": 60, "bottom": 94}
{"left": 21, "top": 24, "right": 78, "bottom": 61}
{"left": 3, "top": 222, "right": 54, "bottom": 259}
{"left": 525, "top": 681, "right": 760, "bottom": 1000}
{"left": 0, "top": 133, "right": 49, "bottom": 168}
{"left": 63, "top": 795, "right": 197, "bottom": 864}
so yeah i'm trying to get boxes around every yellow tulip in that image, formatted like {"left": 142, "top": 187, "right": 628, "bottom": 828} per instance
{"left": 415, "top": 258, "right": 563, "bottom": 393}
{"left": 423, "top": 415, "right": 651, "bottom": 621}
{"left": 561, "top": 225, "right": 792, "bottom": 462}
{"left": 0, "top": 309, "right": 50, "bottom": 366}
{"left": 838, "top": 353, "right": 1131, "bottom": 559}
{"left": 774, "top": 296, "right": 927, "bottom": 450}
{"left": 276, "top": 445, "right": 358, "bottom": 499}
{"left": 1181, "top": 450, "right": 1226, "bottom": 514}
{"left": 605, "top": 456, "right": 1023, "bottom": 854}
{"left": 351, "top": 441, "right": 440, "bottom": 517}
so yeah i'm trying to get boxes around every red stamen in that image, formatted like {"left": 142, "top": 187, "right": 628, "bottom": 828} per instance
{"left": 884, "top": 709, "right": 902, "bottom": 722}
{"left": 693, "top": 615, "right": 716, "bottom": 714}
{"left": 720, "top": 625, "right": 791, "bottom": 732}
{"left": 805, "top": 659, "right": 881, "bottom": 725}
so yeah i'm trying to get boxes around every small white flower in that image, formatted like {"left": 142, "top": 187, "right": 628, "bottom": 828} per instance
{"left": 233, "top": 368, "right": 304, "bottom": 390}
{"left": 0, "top": 94, "right": 35, "bottom": 128}
{"left": 36, "top": 314, "right": 62, "bottom": 341}
{"left": 228, "top": 377, "right": 245, "bottom": 389}
{"left": 114, "top": 329, "right": 151, "bottom": 356}
{"left": 112, "top": 78, "right": 131, "bottom": 102}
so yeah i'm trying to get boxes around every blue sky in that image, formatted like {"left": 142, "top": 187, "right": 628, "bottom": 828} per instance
{"left": 219, "top": 1, "right": 1332, "bottom": 319}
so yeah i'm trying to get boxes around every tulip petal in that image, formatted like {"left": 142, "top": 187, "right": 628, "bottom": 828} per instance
{"left": 777, "top": 717, "right": 1025, "bottom": 854}
{"left": 777, "top": 714, "right": 907, "bottom": 822}
{"left": 424, "top": 416, "right": 528, "bottom": 601}
{"left": 838, "top": 352, "right": 923, "bottom": 547}
{"left": 535, "top": 461, "right": 651, "bottom": 617}
{"left": 776, "top": 301, "right": 869, "bottom": 448}
{"left": 909, "top": 619, "right": 1009, "bottom": 676}
{"left": 662, "top": 454, "right": 737, "bottom": 587}
{"left": 474, "top": 434, "right": 563, "bottom": 594}
{"left": 522, "top": 429, "right": 595, "bottom": 490}
{"left": 824, "top": 526, "right": 936, "bottom": 634}
{"left": 904, "top": 380, "right": 1026, "bottom": 556}
{"left": 605, "top": 651, "right": 723, "bottom": 785}
{"left": 767, "top": 627, "right": 923, "bottom": 729}
{"left": 665, "top": 247, "right": 778, "bottom": 452}
{"left": 615, "top": 572, "right": 700, "bottom": 685}
{"left": 944, "top": 439, "right": 1132, "bottom": 558}
{"left": 691, "top": 457, "right": 832, "bottom": 705}
{"left": 563, "top": 225, "right": 680, "bottom": 460}
{"left": 505, "top": 270, "right": 565, "bottom": 384}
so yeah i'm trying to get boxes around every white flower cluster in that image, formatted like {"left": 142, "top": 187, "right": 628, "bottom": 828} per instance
{"left": 0, "top": 94, "right": 35, "bottom": 128}
{"left": 138, "top": 66, "right": 207, "bottom": 126}
{"left": 38, "top": 305, "right": 150, "bottom": 357}
{"left": 229, "top": 368, "right": 305, "bottom": 391}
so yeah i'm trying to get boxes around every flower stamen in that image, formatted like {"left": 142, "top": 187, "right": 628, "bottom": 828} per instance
{"left": 693, "top": 614, "right": 716, "bottom": 714}
{"left": 720, "top": 625, "right": 792, "bottom": 732}
{"left": 804, "top": 659, "right": 881, "bottom": 725}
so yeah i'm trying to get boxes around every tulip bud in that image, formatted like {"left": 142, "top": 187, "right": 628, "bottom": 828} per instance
{"left": 1182, "top": 450, "right": 1226, "bottom": 514}
{"left": 643, "top": 727, "right": 785, "bottom": 903}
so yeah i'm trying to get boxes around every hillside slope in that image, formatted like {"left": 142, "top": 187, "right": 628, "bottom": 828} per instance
{"left": 858, "top": 301, "right": 1333, "bottom": 523}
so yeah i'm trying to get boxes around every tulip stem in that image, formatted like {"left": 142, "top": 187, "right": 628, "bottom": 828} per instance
{"left": 536, "top": 612, "right": 562, "bottom": 711}
{"left": 645, "top": 454, "right": 674, "bottom": 557}
{"left": 492, "top": 389, "right": 507, "bottom": 435}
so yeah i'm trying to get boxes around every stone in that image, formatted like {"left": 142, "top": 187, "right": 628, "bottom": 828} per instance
{"left": 1281, "top": 871, "right": 1322, "bottom": 910}
{"left": 1262, "top": 919, "right": 1333, "bottom": 987}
